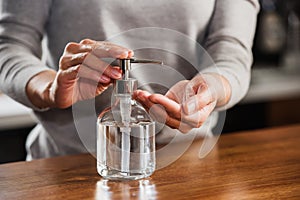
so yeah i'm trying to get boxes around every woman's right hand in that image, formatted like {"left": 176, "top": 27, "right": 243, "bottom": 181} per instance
{"left": 26, "top": 39, "right": 134, "bottom": 109}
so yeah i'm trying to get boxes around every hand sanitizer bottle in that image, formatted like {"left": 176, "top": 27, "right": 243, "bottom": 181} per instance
{"left": 97, "top": 58, "right": 162, "bottom": 180}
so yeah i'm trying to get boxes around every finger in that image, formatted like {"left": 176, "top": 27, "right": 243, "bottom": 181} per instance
{"left": 83, "top": 53, "right": 122, "bottom": 79}
{"left": 92, "top": 41, "right": 134, "bottom": 59}
{"left": 165, "top": 90, "right": 179, "bottom": 102}
{"left": 65, "top": 40, "right": 134, "bottom": 59}
{"left": 77, "top": 64, "right": 112, "bottom": 83}
{"left": 60, "top": 52, "right": 89, "bottom": 70}
{"left": 64, "top": 42, "right": 94, "bottom": 54}
{"left": 61, "top": 64, "right": 111, "bottom": 84}
{"left": 188, "top": 75, "right": 209, "bottom": 93}
{"left": 148, "top": 104, "right": 167, "bottom": 124}
{"left": 60, "top": 50, "right": 123, "bottom": 80}
{"left": 165, "top": 80, "right": 190, "bottom": 102}
{"left": 148, "top": 94, "right": 181, "bottom": 119}
{"left": 181, "top": 101, "right": 216, "bottom": 128}
{"left": 75, "top": 77, "right": 110, "bottom": 101}
{"left": 165, "top": 116, "right": 194, "bottom": 133}
{"left": 79, "top": 38, "right": 96, "bottom": 45}
{"left": 181, "top": 88, "right": 214, "bottom": 115}
{"left": 134, "top": 90, "right": 153, "bottom": 110}
{"left": 146, "top": 102, "right": 193, "bottom": 133}
{"left": 178, "top": 122, "right": 194, "bottom": 133}
{"left": 181, "top": 111, "right": 203, "bottom": 128}
{"left": 147, "top": 94, "right": 194, "bottom": 132}
{"left": 183, "top": 82, "right": 197, "bottom": 102}
{"left": 134, "top": 90, "right": 152, "bottom": 101}
{"left": 135, "top": 90, "right": 169, "bottom": 125}
{"left": 134, "top": 90, "right": 193, "bottom": 133}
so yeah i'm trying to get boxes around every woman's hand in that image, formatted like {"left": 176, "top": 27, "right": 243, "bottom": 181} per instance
{"left": 26, "top": 39, "right": 134, "bottom": 109}
{"left": 134, "top": 73, "right": 231, "bottom": 133}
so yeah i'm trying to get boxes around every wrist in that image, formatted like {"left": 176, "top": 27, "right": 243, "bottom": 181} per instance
{"left": 42, "top": 80, "right": 56, "bottom": 109}
{"left": 26, "top": 70, "right": 57, "bottom": 110}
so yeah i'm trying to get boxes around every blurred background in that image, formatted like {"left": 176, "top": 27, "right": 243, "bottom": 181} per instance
{"left": 0, "top": 0, "right": 299, "bottom": 164}
{"left": 223, "top": 0, "right": 300, "bottom": 132}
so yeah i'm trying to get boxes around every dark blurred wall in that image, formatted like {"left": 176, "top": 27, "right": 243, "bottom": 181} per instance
{"left": 223, "top": 0, "right": 300, "bottom": 133}
{"left": 253, "top": 0, "right": 300, "bottom": 67}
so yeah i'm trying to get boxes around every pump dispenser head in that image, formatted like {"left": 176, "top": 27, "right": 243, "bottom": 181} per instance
{"left": 114, "top": 57, "right": 162, "bottom": 95}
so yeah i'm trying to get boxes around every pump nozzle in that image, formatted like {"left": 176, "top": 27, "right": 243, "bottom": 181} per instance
{"left": 118, "top": 57, "right": 163, "bottom": 80}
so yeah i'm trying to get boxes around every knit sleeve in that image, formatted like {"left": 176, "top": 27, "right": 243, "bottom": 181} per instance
{"left": 201, "top": 0, "right": 260, "bottom": 110}
{"left": 0, "top": 0, "right": 53, "bottom": 110}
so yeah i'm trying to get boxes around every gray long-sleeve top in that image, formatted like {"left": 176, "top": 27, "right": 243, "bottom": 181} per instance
{"left": 0, "top": 0, "right": 259, "bottom": 159}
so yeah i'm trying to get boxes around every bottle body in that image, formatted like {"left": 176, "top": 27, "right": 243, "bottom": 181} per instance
{"left": 97, "top": 119, "right": 155, "bottom": 180}
{"left": 97, "top": 95, "right": 156, "bottom": 180}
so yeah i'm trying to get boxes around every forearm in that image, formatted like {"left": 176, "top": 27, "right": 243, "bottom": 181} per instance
{"left": 26, "top": 70, "right": 57, "bottom": 110}
{"left": 201, "top": 0, "right": 259, "bottom": 110}
{"left": 0, "top": 0, "right": 53, "bottom": 109}
{"left": 0, "top": 42, "right": 52, "bottom": 109}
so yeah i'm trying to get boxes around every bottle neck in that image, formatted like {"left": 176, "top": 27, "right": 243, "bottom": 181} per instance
{"left": 114, "top": 78, "right": 138, "bottom": 95}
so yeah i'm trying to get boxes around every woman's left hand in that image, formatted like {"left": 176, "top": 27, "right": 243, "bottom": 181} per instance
{"left": 134, "top": 73, "right": 231, "bottom": 133}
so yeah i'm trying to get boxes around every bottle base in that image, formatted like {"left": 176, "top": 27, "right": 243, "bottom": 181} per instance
{"left": 97, "top": 165, "right": 154, "bottom": 181}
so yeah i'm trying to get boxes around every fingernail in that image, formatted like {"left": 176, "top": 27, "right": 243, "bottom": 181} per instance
{"left": 128, "top": 49, "right": 134, "bottom": 56}
{"left": 116, "top": 49, "right": 128, "bottom": 57}
{"left": 100, "top": 75, "right": 110, "bottom": 82}
{"left": 186, "top": 100, "right": 197, "bottom": 114}
{"left": 111, "top": 69, "right": 121, "bottom": 78}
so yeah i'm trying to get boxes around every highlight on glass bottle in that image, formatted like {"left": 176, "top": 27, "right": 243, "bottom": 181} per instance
{"left": 97, "top": 58, "right": 162, "bottom": 180}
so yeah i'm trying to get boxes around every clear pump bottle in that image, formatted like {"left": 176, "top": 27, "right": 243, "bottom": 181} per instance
{"left": 97, "top": 58, "right": 162, "bottom": 180}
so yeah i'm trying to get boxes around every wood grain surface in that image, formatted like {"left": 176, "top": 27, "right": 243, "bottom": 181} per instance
{"left": 0, "top": 124, "right": 299, "bottom": 200}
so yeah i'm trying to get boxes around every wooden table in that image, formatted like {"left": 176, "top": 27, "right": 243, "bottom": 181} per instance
{"left": 0, "top": 125, "right": 299, "bottom": 199}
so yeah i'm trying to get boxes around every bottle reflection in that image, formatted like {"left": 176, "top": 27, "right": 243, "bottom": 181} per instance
{"left": 95, "top": 179, "right": 157, "bottom": 200}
